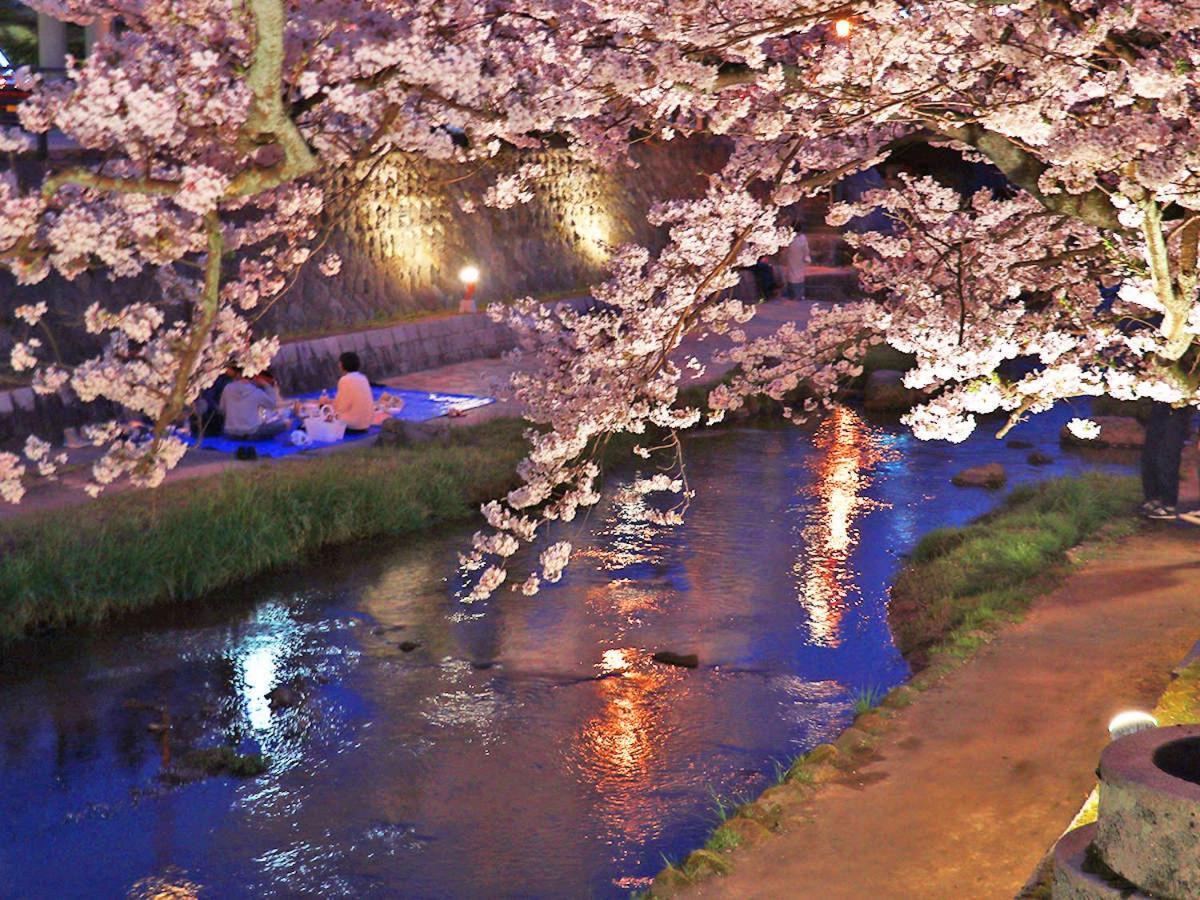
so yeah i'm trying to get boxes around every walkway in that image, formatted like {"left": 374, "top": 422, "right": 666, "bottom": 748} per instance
{"left": 693, "top": 529, "right": 1200, "bottom": 900}
{"left": 0, "top": 299, "right": 822, "bottom": 521}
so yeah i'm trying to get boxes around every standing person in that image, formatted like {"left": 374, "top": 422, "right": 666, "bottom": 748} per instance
{"left": 1140, "top": 401, "right": 1192, "bottom": 520}
{"left": 220, "top": 369, "right": 289, "bottom": 440}
{"left": 783, "top": 221, "right": 812, "bottom": 301}
{"left": 332, "top": 351, "right": 375, "bottom": 433}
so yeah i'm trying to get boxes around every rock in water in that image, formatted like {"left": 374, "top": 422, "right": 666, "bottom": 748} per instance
{"left": 653, "top": 651, "right": 699, "bottom": 668}
{"left": 398, "top": 641, "right": 421, "bottom": 653}
{"left": 1028, "top": 451, "right": 1054, "bottom": 466}
{"left": 266, "top": 685, "right": 299, "bottom": 709}
{"left": 1006, "top": 439, "right": 1034, "bottom": 450}
{"left": 951, "top": 463, "right": 1007, "bottom": 489}
{"left": 863, "top": 370, "right": 924, "bottom": 412}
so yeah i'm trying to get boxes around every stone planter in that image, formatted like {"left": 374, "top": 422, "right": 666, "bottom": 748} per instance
{"left": 1093, "top": 725, "right": 1200, "bottom": 898}
{"left": 1052, "top": 823, "right": 1148, "bottom": 900}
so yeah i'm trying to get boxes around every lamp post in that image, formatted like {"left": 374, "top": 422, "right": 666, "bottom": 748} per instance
{"left": 458, "top": 265, "right": 480, "bottom": 313}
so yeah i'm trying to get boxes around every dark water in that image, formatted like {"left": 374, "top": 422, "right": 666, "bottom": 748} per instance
{"left": 0, "top": 406, "right": 1134, "bottom": 898}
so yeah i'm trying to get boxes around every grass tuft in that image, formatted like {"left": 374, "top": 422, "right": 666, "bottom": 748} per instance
{"left": 851, "top": 684, "right": 885, "bottom": 716}
{"left": 889, "top": 473, "right": 1139, "bottom": 666}
{"left": 181, "top": 746, "right": 269, "bottom": 777}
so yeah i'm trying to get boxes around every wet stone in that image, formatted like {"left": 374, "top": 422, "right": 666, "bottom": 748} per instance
{"left": 266, "top": 685, "right": 300, "bottom": 709}
{"left": 951, "top": 463, "right": 1007, "bottom": 489}
{"left": 653, "top": 651, "right": 699, "bottom": 668}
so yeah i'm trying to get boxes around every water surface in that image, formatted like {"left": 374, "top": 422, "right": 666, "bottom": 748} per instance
{"left": 0, "top": 406, "right": 1133, "bottom": 897}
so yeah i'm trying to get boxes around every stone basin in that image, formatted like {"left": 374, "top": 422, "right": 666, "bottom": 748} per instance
{"left": 1094, "top": 725, "right": 1200, "bottom": 898}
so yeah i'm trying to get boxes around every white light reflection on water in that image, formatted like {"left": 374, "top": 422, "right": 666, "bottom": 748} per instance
{"left": 230, "top": 601, "right": 305, "bottom": 733}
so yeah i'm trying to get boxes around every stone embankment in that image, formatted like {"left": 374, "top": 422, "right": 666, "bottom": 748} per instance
{"left": 0, "top": 307, "right": 522, "bottom": 444}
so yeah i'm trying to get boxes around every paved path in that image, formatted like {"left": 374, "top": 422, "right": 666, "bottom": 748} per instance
{"left": 0, "top": 300, "right": 823, "bottom": 522}
{"left": 693, "top": 529, "right": 1200, "bottom": 900}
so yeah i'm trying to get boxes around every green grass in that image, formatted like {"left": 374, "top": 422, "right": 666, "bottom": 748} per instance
{"left": 0, "top": 419, "right": 552, "bottom": 642}
{"left": 889, "top": 473, "right": 1140, "bottom": 664}
{"left": 181, "top": 747, "right": 269, "bottom": 778}
{"left": 851, "top": 684, "right": 886, "bottom": 716}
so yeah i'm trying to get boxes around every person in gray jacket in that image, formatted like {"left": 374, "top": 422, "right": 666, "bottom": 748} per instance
{"left": 220, "top": 370, "right": 289, "bottom": 440}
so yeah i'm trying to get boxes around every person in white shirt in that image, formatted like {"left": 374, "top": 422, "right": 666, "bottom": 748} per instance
{"left": 332, "top": 352, "right": 376, "bottom": 432}
{"left": 783, "top": 222, "right": 812, "bottom": 301}
{"left": 220, "top": 370, "right": 289, "bottom": 440}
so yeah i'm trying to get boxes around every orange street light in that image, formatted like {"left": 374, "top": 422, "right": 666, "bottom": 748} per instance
{"left": 458, "top": 264, "right": 480, "bottom": 313}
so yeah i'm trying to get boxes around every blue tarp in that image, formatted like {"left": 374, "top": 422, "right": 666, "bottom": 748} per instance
{"left": 183, "top": 387, "right": 494, "bottom": 459}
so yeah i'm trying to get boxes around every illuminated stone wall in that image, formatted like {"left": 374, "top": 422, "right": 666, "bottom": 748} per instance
{"left": 263, "top": 139, "right": 728, "bottom": 334}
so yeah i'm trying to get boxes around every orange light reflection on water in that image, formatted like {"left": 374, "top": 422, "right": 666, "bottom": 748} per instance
{"left": 794, "top": 406, "right": 891, "bottom": 647}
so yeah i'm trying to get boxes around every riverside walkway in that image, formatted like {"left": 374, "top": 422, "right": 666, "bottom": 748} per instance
{"left": 692, "top": 529, "right": 1200, "bottom": 900}
{"left": 0, "top": 299, "right": 823, "bottom": 521}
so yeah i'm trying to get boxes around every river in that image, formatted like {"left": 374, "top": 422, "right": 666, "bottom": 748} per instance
{"left": 0, "top": 405, "right": 1134, "bottom": 897}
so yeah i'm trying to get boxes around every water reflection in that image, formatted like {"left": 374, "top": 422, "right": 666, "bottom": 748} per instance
{"left": 794, "top": 407, "right": 892, "bottom": 647}
{"left": 0, "top": 406, "right": 1136, "bottom": 898}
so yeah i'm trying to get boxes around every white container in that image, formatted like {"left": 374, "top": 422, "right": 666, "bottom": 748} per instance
{"left": 304, "top": 416, "right": 347, "bottom": 443}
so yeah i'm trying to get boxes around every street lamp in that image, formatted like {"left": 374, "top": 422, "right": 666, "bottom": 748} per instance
{"left": 1108, "top": 710, "right": 1158, "bottom": 740}
{"left": 458, "top": 265, "right": 480, "bottom": 313}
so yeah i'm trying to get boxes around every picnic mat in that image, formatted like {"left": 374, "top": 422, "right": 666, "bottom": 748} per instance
{"left": 184, "top": 387, "right": 494, "bottom": 459}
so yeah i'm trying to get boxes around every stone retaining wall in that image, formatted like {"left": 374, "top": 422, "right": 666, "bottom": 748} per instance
{"left": 0, "top": 306, "right": 532, "bottom": 445}
{"left": 274, "top": 310, "right": 519, "bottom": 395}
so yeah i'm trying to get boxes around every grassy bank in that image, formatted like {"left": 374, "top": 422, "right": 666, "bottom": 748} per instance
{"left": 889, "top": 472, "right": 1140, "bottom": 667}
{"left": 0, "top": 419, "right": 545, "bottom": 642}
{"left": 649, "top": 472, "right": 1141, "bottom": 897}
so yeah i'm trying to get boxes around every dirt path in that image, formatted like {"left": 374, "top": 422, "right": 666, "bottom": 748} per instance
{"left": 693, "top": 529, "right": 1200, "bottom": 900}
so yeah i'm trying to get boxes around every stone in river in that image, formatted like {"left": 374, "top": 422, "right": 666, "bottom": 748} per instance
{"left": 863, "top": 369, "right": 923, "bottom": 411}
{"left": 1006, "top": 439, "right": 1034, "bottom": 450}
{"left": 266, "top": 685, "right": 300, "bottom": 709}
{"left": 1028, "top": 451, "right": 1054, "bottom": 466}
{"left": 951, "top": 463, "right": 1007, "bottom": 489}
{"left": 398, "top": 641, "right": 421, "bottom": 653}
{"left": 653, "top": 651, "right": 699, "bottom": 668}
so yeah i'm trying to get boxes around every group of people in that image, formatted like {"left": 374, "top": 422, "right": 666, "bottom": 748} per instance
{"left": 749, "top": 221, "right": 812, "bottom": 303}
{"left": 191, "top": 351, "right": 376, "bottom": 442}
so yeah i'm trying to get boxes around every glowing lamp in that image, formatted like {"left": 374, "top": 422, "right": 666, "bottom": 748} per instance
{"left": 458, "top": 264, "right": 480, "bottom": 313}
{"left": 834, "top": 18, "right": 852, "bottom": 38}
{"left": 1108, "top": 710, "right": 1158, "bottom": 740}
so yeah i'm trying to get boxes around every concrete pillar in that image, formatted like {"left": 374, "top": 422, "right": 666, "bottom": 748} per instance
{"left": 84, "top": 18, "right": 112, "bottom": 56}
{"left": 37, "top": 13, "right": 67, "bottom": 71}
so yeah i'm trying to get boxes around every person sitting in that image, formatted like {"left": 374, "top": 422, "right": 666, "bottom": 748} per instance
{"left": 220, "top": 369, "right": 289, "bottom": 441}
{"left": 332, "top": 351, "right": 375, "bottom": 433}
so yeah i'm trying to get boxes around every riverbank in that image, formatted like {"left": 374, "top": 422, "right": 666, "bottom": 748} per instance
{"left": 0, "top": 418, "right": 543, "bottom": 642}
{"left": 651, "top": 504, "right": 1200, "bottom": 898}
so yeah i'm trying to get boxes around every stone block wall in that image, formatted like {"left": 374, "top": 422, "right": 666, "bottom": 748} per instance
{"left": 260, "top": 139, "right": 729, "bottom": 335}
{"left": 273, "top": 310, "right": 520, "bottom": 395}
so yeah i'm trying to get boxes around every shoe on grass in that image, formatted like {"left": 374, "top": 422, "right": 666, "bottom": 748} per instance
{"left": 1143, "top": 503, "right": 1178, "bottom": 521}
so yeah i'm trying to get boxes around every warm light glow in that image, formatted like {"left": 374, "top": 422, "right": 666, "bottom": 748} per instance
{"left": 793, "top": 406, "right": 889, "bottom": 647}
{"left": 834, "top": 18, "right": 852, "bottom": 38}
{"left": 459, "top": 264, "right": 480, "bottom": 285}
{"left": 1108, "top": 710, "right": 1158, "bottom": 739}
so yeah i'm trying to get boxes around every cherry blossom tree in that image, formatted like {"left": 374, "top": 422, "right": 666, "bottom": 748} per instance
{"left": 0, "top": 0, "right": 1197, "bottom": 595}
